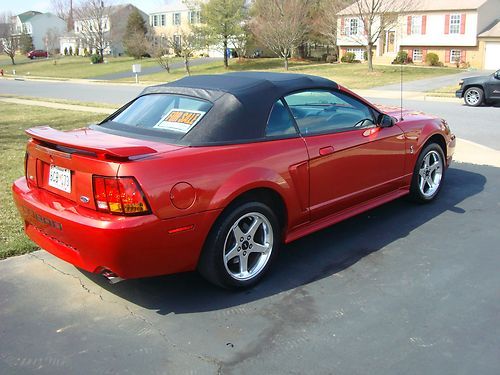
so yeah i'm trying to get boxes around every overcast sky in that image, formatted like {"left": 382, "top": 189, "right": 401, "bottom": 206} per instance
{"left": 0, "top": 0, "right": 174, "bottom": 16}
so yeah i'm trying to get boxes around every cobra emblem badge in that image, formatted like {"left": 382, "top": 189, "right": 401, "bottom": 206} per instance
{"left": 80, "top": 196, "right": 90, "bottom": 204}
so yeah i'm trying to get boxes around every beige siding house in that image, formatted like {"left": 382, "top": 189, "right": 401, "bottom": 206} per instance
{"left": 337, "top": 0, "right": 500, "bottom": 69}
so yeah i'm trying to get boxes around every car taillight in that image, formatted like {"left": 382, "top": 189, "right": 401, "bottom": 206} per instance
{"left": 92, "top": 176, "right": 150, "bottom": 216}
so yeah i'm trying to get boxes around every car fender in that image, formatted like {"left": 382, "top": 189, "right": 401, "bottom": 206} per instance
{"left": 210, "top": 166, "right": 290, "bottom": 209}
{"left": 400, "top": 119, "right": 447, "bottom": 178}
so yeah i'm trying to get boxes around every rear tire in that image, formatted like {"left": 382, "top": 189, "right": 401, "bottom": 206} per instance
{"left": 409, "top": 143, "right": 445, "bottom": 203}
{"left": 464, "top": 87, "right": 484, "bottom": 107}
{"left": 198, "top": 201, "right": 280, "bottom": 289}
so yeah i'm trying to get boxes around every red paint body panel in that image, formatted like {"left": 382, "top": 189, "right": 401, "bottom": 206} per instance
{"left": 12, "top": 90, "right": 455, "bottom": 280}
{"left": 13, "top": 178, "right": 220, "bottom": 278}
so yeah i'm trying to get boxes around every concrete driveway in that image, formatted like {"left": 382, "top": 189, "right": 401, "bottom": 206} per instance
{"left": 1, "top": 162, "right": 499, "bottom": 374}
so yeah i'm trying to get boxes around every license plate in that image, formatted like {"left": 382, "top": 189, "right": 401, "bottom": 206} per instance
{"left": 48, "top": 165, "right": 71, "bottom": 193}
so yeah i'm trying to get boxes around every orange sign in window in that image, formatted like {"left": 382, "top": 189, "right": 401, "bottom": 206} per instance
{"left": 154, "top": 109, "right": 206, "bottom": 133}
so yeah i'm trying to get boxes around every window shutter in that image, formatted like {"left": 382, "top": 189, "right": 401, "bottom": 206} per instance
{"left": 461, "top": 50, "right": 467, "bottom": 62}
{"left": 407, "top": 16, "right": 412, "bottom": 34}
{"left": 460, "top": 13, "right": 466, "bottom": 34}
{"left": 340, "top": 17, "right": 345, "bottom": 35}
{"left": 444, "top": 14, "right": 450, "bottom": 34}
{"left": 422, "top": 15, "right": 427, "bottom": 34}
{"left": 423, "top": 49, "right": 428, "bottom": 62}
{"left": 407, "top": 49, "right": 413, "bottom": 61}
{"left": 445, "top": 50, "right": 450, "bottom": 63}
{"left": 341, "top": 47, "right": 347, "bottom": 55}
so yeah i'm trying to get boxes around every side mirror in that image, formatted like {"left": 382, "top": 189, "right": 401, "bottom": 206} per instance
{"left": 378, "top": 114, "right": 395, "bottom": 128}
{"left": 494, "top": 70, "right": 500, "bottom": 80}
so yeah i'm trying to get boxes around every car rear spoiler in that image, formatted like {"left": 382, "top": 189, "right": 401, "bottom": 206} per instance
{"left": 25, "top": 126, "right": 157, "bottom": 159}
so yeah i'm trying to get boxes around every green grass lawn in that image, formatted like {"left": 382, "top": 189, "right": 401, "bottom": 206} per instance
{"left": 0, "top": 55, "right": 171, "bottom": 79}
{"left": 0, "top": 102, "right": 104, "bottom": 259}
{"left": 127, "top": 58, "right": 464, "bottom": 89}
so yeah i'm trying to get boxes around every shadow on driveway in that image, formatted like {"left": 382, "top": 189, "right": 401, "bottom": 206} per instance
{"left": 81, "top": 166, "right": 486, "bottom": 314}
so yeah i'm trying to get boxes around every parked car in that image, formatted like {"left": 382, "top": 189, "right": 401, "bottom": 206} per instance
{"left": 456, "top": 69, "right": 500, "bottom": 106}
{"left": 12, "top": 72, "right": 456, "bottom": 289}
{"left": 26, "top": 50, "right": 48, "bottom": 59}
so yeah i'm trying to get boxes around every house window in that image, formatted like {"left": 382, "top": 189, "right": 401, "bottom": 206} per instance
{"left": 449, "top": 14, "right": 461, "bottom": 34}
{"left": 347, "top": 48, "right": 364, "bottom": 61}
{"left": 173, "top": 13, "right": 181, "bottom": 25}
{"left": 173, "top": 35, "right": 181, "bottom": 49}
{"left": 153, "top": 15, "right": 158, "bottom": 27}
{"left": 189, "top": 11, "right": 200, "bottom": 24}
{"left": 345, "top": 18, "right": 361, "bottom": 36}
{"left": 412, "top": 49, "right": 423, "bottom": 62}
{"left": 411, "top": 16, "right": 422, "bottom": 34}
{"left": 450, "top": 49, "right": 461, "bottom": 63}
{"left": 161, "top": 14, "right": 166, "bottom": 26}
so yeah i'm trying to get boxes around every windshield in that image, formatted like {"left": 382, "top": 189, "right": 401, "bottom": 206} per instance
{"left": 102, "top": 94, "right": 213, "bottom": 140}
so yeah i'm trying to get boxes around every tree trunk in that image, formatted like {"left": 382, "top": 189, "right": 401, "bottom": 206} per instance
{"left": 223, "top": 37, "right": 228, "bottom": 69}
{"left": 284, "top": 55, "right": 289, "bottom": 70}
{"left": 366, "top": 43, "right": 373, "bottom": 71}
{"left": 10, "top": 55, "right": 16, "bottom": 65}
{"left": 184, "top": 55, "right": 191, "bottom": 75}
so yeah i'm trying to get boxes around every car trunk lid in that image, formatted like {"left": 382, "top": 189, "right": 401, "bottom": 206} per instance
{"left": 25, "top": 126, "right": 184, "bottom": 209}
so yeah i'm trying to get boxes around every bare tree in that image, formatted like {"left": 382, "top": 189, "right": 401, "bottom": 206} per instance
{"left": 74, "top": 0, "right": 112, "bottom": 62}
{"left": 314, "top": 0, "right": 352, "bottom": 59}
{"left": 250, "top": 0, "right": 312, "bottom": 70}
{"left": 348, "top": 0, "right": 415, "bottom": 71}
{"left": 45, "top": 28, "right": 62, "bottom": 63}
{"left": 51, "top": 0, "right": 74, "bottom": 30}
{"left": 175, "top": 29, "right": 203, "bottom": 75}
{"left": 149, "top": 34, "right": 172, "bottom": 73}
{"left": 0, "top": 12, "right": 17, "bottom": 65}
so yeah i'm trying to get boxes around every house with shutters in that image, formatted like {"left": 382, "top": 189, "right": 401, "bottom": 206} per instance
{"left": 336, "top": 0, "right": 500, "bottom": 69}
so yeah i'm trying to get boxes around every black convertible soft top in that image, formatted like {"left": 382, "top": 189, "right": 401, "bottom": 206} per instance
{"left": 137, "top": 72, "right": 338, "bottom": 145}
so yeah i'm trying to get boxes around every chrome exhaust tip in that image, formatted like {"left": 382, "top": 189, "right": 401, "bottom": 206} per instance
{"left": 100, "top": 269, "right": 124, "bottom": 284}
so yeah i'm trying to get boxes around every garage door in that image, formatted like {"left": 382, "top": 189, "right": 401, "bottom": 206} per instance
{"left": 484, "top": 42, "right": 500, "bottom": 70}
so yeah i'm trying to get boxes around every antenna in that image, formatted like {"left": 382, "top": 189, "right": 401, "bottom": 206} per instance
{"left": 400, "top": 60, "right": 403, "bottom": 121}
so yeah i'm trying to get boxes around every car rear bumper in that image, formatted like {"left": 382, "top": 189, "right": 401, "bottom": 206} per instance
{"left": 12, "top": 177, "right": 221, "bottom": 279}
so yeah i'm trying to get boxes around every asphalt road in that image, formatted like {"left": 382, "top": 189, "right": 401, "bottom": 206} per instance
{"left": 1, "top": 162, "right": 499, "bottom": 374}
{"left": 1, "top": 78, "right": 499, "bottom": 149}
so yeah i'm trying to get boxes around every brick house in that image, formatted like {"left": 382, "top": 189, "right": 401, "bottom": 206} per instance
{"left": 337, "top": 0, "right": 500, "bottom": 69}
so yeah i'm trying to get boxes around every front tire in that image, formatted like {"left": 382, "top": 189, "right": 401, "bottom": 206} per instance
{"left": 409, "top": 143, "right": 445, "bottom": 203}
{"left": 198, "top": 201, "right": 280, "bottom": 289}
{"left": 464, "top": 87, "right": 484, "bottom": 107}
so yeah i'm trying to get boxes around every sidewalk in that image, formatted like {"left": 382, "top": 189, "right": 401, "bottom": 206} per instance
{"left": 0, "top": 97, "right": 115, "bottom": 114}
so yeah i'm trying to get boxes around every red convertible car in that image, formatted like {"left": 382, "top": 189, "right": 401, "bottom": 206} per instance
{"left": 12, "top": 72, "right": 455, "bottom": 288}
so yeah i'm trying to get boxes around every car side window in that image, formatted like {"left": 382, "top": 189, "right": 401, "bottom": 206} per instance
{"left": 266, "top": 99, "right": 298, "bottom": 137}
{"left": 283, "top": 90, "right": 375, "bottom": 136}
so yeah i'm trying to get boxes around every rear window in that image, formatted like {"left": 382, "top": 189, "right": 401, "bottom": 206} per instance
{"left": 103, "top": 94, "right": 212, "bottom": 140}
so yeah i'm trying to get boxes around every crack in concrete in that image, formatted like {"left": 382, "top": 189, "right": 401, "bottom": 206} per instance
{"left": 29, "top": 253, "right": 223, "bottom": 373}
{"left": 29, "top": 253, "right": 103, "bottom": 300}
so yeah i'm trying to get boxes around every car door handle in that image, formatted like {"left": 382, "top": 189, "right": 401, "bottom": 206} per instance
{"left": 319, "top": 146, "right": 334, "bottom": 156}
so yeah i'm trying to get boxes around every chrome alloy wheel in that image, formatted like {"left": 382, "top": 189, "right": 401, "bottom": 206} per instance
{"left": 465, "top": 89, "right": 481, "bottom": 105}
{"left": 223, "top": 212, "right": 274, "bottom": 281}
{"left": 418, "top": 150, "right": 443, "bottom": 198}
